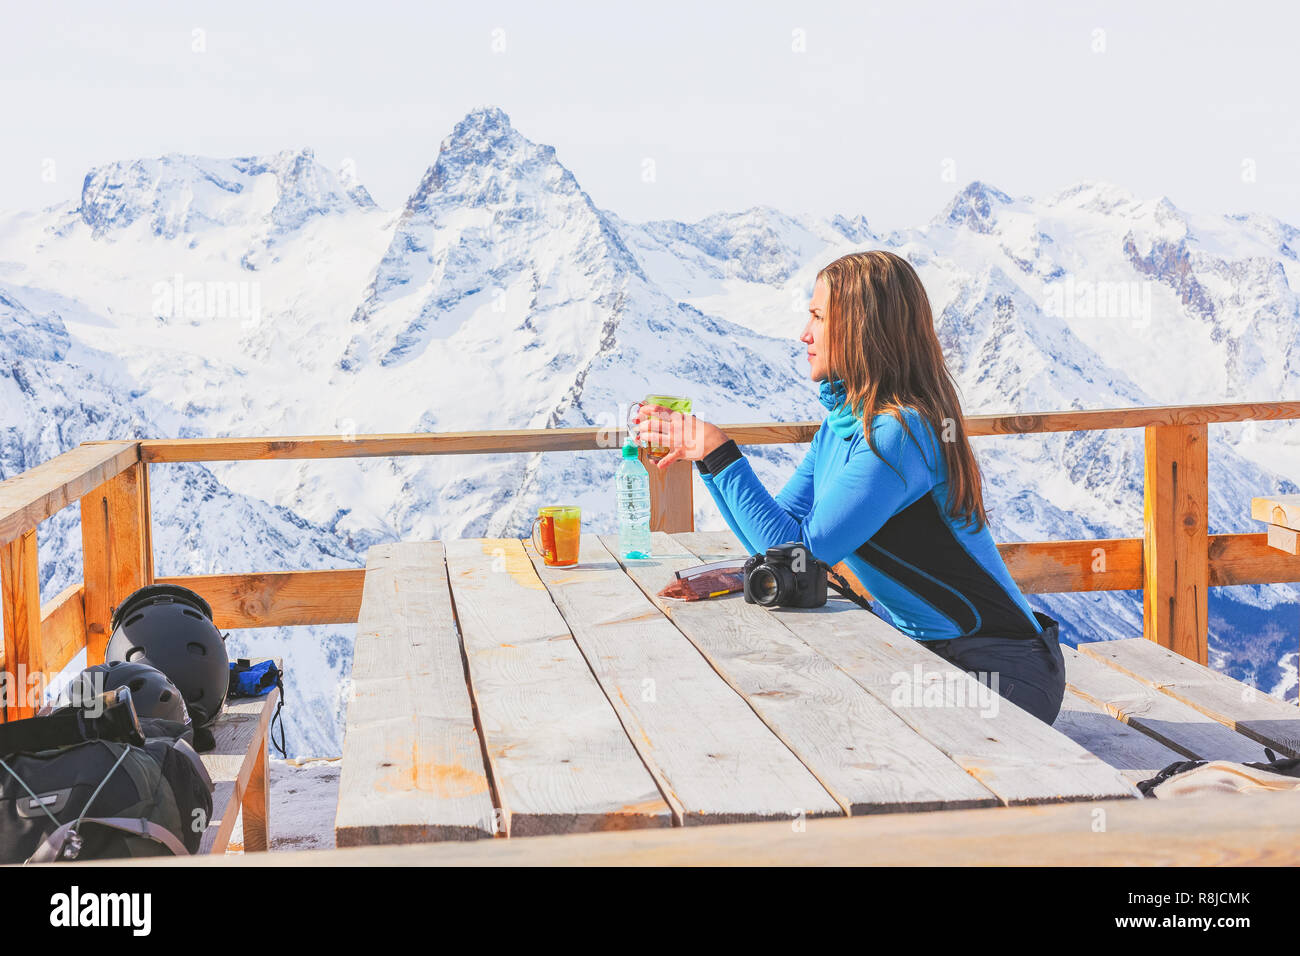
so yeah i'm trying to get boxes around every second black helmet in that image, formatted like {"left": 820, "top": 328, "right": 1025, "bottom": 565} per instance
{"left": 62, "top": 660, "right": 191, "bottom": 726}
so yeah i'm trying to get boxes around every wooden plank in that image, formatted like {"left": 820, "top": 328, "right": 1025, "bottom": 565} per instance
{"left": 606, "top": 531, "right": 1001, "bottom": 815}
{"left": 1062, "top": 646, "right": 1268, "bottom": 763}
{"left": 1006, "top": 532, "right": 1300, "bottom": 592}
{"left": 334, "top": 542, "right": 496, "bottom": 846}
{"left": 0, "top": 441, "right": 138, "bottom": 548}
{"left": 526, "top": 533, "right": 845, "bottom": 824}
{"left": 1208, "top": 531, "right": 1300, "bottom": 585}
{"left": 644, "top": 453, "right": 693, "bottom": 533}
{"left": 79, "top": 462, "right": 153, "bottom": 665}
{"left": 155, "top": 569, "right": 365, "bottom": 629}
{"left": 1143, "top": 424, "right": 1209, "bottom": 663}
{"left": 1051, "top": 689, "right": 1185, "bottom": 785}
{"left": 443, "top": 538, "right": 672, "bottom": 836}
{"left": 1252, "top": 493, "right": 1300, "bottom": 531}
{"left": 1000, "top": 537, "right": 1143, "bottom": 593}
{"left": 676, "top": 530, "right": 1139, "bottom": 805}
{"left": 147, "top": 787, "right": 1300, "bottom": 867}
{"left": 200, "top": 673, "right": 279, "bottom": 854}
{"left": 139, "top": 425, "right": 818, "bottom": 463}
{"left": 137, "top": 460, "right": 155, "bottom": 583}
{"left": 1, "top": 529, "right": 43, "bottom": 720}
{"left": 242, "top": 745, "right": 269, "bottom": 853}
{"left": 39, "top": 583, "right": 86, "bottom": 675}
{"left": 64, "top": 530, "right": 1300, "bottom": 640}
{"left": 135, "top": 401, "right": 1300, "bottom": 464}
{"left": 963, "top": 400, "right": 1300, "bottom": 436}
{"left": 1266, "top": 523, "right": 1299, "bottom": 554}
{"left": 1078, "top": 637, "right": 1300, "bottom": 758}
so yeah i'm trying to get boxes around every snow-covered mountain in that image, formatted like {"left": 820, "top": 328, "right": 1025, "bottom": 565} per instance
{"left": 1, "top": 106, "right": 1296, "bottom": 756}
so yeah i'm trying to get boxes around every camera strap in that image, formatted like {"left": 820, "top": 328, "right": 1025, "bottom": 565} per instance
{"left": 823, "top": 564, "right": 876, "bottom": 613}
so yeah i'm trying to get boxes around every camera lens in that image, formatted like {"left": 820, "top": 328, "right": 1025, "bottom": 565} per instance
{"left": 749, "top": 566, "right": 780, "bottom": 606}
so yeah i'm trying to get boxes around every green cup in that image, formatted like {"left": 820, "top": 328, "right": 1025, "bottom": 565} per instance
{"left": 630, "top": 394, "right": 693, "bottom": 462}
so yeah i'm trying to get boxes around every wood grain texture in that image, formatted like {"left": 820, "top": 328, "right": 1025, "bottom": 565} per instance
{"left": 0, "top": 441, "right": 138, "bottom": 548}
{"left": 1208, "top": 532, "right": 1300, "bottom": 585}
{"left": 135, "top": 401, "right": 1300, "bottom": 464}
{"left": 335, "top": 542, "right": 496, "bottom": 847}
{"left": 242, "top": 744, "right": 269, "bottom": 853}
{"left": 1143, "top": 424, "right": 1209, "bottom": 663}
{"left": 79, "top": 462, "right": 153, "bottom": 665}
{"left": 677, "top": 530, "right": 1139, "bottom": 806}
{"left": 444, "top": 537, "right": 671, "bottom": 836}
{"left": 999, "top": 537, "right": 1143, "bottom": 593}
{"left": 1, "top": 529, "right": 42, "bottom": 720}
{"left": 200, "top": 666, "right": 279, "bottom": 854}
{"left": 155, "top": 569, "right": 365, "bottom": 629}
{"left": 527, "top": 533, "right": 843, "bottom": 824}
{"left": 1265, "top": 523, "right": 1299, "bottom": 554}
{"left": 963, "top": 400, "right": 1300, "bottom": 435}
{"left": 1078, "top": 637, "right": 1300, "bottom": 758}
{"left": 1062, "top": 646, "right": 1268, "bottom": 763}
{"left": 607, "top": 531, "right": 1000, "bottom": 815}
{"left": 1252, "top": 494, "right": 1300, "bottom": 531}
{"left": 1051, "top": 689, "right": 1184, "bottom": 785}
{"left": 39, "top": 583, "right": 86, "bottom": 676}
{"left": 118, "top": 530, "right": 1300, "bottom": 637}
{"left": 643, "top": 454, "right": 693, "bottom": 533}
{"left": 124, "top": 788, "right": 1300, "bottom": 867}
{"left": 139, "top": 425, "right": 819, "bottom": 462}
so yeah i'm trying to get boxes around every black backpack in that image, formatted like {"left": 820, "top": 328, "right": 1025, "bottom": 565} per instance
{"left": 0, "top": 716, "right": 214, "bottom": 863}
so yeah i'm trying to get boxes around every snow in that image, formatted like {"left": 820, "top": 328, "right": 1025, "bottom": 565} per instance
{"left": 222, "top": 758, "right": 341, "bottom": 854}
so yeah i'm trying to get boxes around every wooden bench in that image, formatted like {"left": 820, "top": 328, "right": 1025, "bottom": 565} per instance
{"left": 1078, "top": 638, "right": 1299, "bottom": 757}
{"left": 197, "top": 660, "right": 280, "bottom": 854}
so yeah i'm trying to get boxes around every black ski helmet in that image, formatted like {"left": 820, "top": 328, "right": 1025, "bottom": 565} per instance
{"left": 62, "top": 660, "right": 191, "bottom": 726}
{"left": 106, "top": 584, "right": 228, "bottom": 728}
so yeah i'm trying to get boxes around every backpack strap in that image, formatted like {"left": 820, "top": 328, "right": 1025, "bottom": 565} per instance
{"left": 26, "top": 816, "right": 190, "bottom": 863}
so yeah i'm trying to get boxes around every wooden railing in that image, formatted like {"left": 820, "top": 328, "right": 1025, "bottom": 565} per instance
{"left": 3, "top": 400, "right": 1300, "bottom": 721}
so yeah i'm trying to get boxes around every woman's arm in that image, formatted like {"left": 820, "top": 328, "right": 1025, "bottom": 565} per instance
{"left": 773, "top": 440, "right": 817, "bottom": 521}
{"left": 696, "top": 470, "right": 759, "bottom": 553}
{"left": 703, "top": 410, "right": 938, "bottom": 566}
{"left": 636, "top": 405, "right": 818, "bottom": 551}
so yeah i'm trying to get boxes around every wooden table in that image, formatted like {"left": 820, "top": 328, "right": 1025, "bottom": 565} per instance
{"left": 335, "top": 531, "right": 1152, "bottom": 846}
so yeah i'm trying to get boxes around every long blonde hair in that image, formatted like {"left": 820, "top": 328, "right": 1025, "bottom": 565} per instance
{"left": 818, "top": 250, "right": 988, "bottom": 532}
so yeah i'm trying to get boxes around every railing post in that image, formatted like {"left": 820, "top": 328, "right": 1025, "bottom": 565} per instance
{"left": 1143, "top": 424, "right": 1209, "bottom": 663}
{"left": 642, "top": 453, "right": 695, "bottom": 533}
{"left": 1, "top": 529, "right": 43, "bottom": 720}
{"left": 80, "top": 461, "right": 154, "bottom": 665}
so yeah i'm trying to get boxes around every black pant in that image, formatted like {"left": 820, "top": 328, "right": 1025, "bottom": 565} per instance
{"left": 920, "top": 611, "right": 1066, "bottom": 725}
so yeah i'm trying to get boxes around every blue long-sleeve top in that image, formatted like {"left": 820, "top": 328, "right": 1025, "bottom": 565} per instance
{"left": 696, "top": 405, "right": 1043, "bottom": 641}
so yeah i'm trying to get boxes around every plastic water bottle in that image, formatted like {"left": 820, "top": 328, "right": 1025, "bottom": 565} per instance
{"left": 616, "top": 440, "right": 653, "bottom": 559}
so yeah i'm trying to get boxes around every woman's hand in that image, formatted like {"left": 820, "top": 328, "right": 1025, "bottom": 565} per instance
{"left": 634, "top": 404, "right": 729, "bottom": 469}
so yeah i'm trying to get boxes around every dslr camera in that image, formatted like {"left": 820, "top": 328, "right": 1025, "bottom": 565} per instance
{"left": 743, "top": 542, "right": 827, "bottom": 608}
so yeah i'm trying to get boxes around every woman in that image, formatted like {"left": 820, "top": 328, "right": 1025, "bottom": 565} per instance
{"left": 635, "top": 250, "right": 1066, "bottom": 725}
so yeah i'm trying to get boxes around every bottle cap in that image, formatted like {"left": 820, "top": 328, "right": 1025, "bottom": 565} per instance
{"left": 622, "top": 440, "right": 640, "bottom": 459}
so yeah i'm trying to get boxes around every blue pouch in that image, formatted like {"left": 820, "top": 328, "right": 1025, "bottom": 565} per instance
{"left": 228, "top": 658, "right": 280, "bottom": 698}
{"left": 227, "top": 659, "right": 287, "bottom": 757}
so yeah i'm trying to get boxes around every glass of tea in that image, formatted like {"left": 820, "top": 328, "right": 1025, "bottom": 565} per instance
{"left": 530, "top": 505, "right": 582, "bottom": 567}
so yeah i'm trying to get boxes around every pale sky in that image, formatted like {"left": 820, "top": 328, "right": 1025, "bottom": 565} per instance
{"left": 3, "top": 0, "right": 1297, "bottom": 231}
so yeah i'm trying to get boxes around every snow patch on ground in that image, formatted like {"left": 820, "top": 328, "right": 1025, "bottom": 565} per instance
{"left": 223, "top": 757, "right": 341, "bottom": 854}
